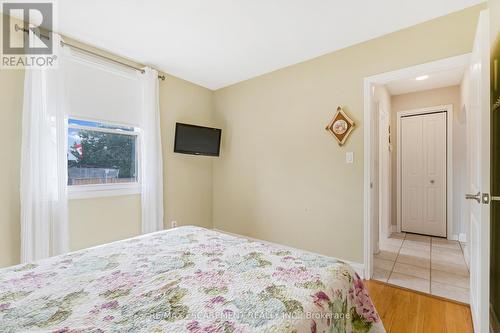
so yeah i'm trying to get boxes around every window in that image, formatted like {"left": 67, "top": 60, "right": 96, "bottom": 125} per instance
{"left": 67, "top": 118, "right": 140, "bottom": 198}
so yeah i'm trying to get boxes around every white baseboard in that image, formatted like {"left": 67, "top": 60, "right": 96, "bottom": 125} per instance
{"left": 347, "top": 261, "right": 366, "bottom": 279}
{"left": 464, "top": 245, "right": 470, "bottom": 268}
{"left": 447, "top": 233, "right": 466, "bottom": 242}
{"left": 212, "top": 228, "right": 366, "bottom": 279}
{"left": 461, "top": 239, "right": 470, "bottom": 269}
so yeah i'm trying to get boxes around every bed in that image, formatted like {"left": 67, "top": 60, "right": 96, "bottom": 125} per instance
{"left": 0, "top": 226, "right": 385, "bottom": 333}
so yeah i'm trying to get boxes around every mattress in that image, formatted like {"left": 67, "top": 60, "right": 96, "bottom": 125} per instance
{"left": 0, "top": 226, "right": 385, "bottom": 333}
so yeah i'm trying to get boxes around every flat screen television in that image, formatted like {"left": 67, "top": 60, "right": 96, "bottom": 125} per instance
{"left": 174, "top": 123, "right": 222, "bottom": 156}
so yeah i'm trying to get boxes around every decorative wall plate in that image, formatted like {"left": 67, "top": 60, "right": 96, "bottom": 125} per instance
{"left": 325, "top": 106, "right": 355, "bottom": 146}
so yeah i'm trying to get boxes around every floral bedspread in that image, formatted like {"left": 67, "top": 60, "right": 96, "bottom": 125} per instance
{"left": 0, "top": 226, "right": 385, "bottom": 333}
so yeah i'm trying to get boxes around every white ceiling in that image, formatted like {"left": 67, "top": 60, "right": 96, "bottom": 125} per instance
{"left": 386, "top": 66, "right": 466, "bottom": 95}
{"left": 49, "top": 1, "right": 484, "bottom": 89}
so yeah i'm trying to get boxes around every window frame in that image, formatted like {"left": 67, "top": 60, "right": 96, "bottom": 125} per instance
{"left": 67, "top": 117, "right": 141, "bottom": 199}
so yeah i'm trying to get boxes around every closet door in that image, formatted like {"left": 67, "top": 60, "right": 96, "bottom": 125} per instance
{"left": 401, "top": 112, "right": 447, "bottom": 237}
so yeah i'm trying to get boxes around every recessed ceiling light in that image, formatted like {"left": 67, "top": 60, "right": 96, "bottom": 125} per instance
{"left": 416, "top": 75, "right": 429, "bottom": 81}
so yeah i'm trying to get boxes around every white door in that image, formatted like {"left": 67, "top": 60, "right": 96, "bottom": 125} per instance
{"left": 467, "top": 10, "right": 490, "bottom": 333}
{"left": 401, "top": 112, "right": 447, "bottom": 237}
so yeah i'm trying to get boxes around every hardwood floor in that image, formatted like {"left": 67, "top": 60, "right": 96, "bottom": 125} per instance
{"left": 364, "top": 280, "right": 474, "bottom": 333}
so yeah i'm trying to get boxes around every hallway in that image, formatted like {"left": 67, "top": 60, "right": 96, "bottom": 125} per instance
{"left": 372, "top": 233, "right": 470, "bottom": 303}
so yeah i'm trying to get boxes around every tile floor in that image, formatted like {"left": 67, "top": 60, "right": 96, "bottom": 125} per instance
{"left": 372, "top": 232, "right": 470, "bottom": 303}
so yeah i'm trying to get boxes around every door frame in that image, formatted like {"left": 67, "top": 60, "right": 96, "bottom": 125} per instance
{"left": 378, "top": 105, "right": 391, "bottom": 243}
{"left": 371, "top": 100, "right": 381, "bottom": 254}
{"left": 396, "top": 105, "right": 453, "bottom": 238}
{"left": 363, "top": 54, "right": 470, "bottom": 279}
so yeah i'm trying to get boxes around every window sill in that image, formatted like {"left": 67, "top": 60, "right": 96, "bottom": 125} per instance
{"left": 68, "top": 183, "right": 141, "bottom": 200}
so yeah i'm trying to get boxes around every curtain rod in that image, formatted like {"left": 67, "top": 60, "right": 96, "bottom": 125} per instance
{"left": 15, "top": 24, "right": 166, "bottom": 81}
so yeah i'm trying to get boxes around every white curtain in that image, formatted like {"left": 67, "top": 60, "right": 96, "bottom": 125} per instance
{"left": 140, "top": 67, "right": 164, "bottom": 233}
{"left": 20, "top": 34, "right": 69, "bottom": 263}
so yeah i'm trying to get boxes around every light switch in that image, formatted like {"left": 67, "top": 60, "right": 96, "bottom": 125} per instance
{"left": 346, "top": 152, "right": 354, "bottom": 164}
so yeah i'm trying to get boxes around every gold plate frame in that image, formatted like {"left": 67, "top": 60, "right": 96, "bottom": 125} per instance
{"left": 325, "top": 106, "right": 355, "bottom": 146}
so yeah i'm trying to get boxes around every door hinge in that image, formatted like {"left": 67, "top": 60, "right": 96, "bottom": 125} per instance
{"left": 482, "top": 193, "right": 490, "bottom": 204}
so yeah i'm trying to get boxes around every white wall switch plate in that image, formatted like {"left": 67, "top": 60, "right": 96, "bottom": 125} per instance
{"left": 346, "top": 152, "right": 354, "bottom": 164}
{"left": 171, "top": 220, "right": 178, "bottom": 228}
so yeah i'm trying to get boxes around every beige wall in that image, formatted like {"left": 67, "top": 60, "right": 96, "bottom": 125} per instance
{"left": 160, "top": 75, "right": 215, "bottom": 230}
{"left": 213, "top": 5, "right": 484, "bottom": 263}
{"left": 0, "top": 16, "right": 215, "bottom": 266}
{"left": 69, "top": 195, "right": 141, "bottom": 251}
{"left": 0, "top": 65, "right": 23, "bottom": 267}
{"left": 0, "top": 14, "right": 23, "bottom": 267}
{"left": 390, "top": 86, "right": 463, "bottom": 235}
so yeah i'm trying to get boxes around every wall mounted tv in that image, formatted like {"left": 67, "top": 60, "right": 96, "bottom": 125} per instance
{"left": 174, "top": 123, "right": 222, "bottom": 156}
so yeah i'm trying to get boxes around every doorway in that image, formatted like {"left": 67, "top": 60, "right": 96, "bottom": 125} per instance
{"left": 364, "top": 10, "right": 491, "bottom": 332}
{"left": 363, "top": 55, "right": 471, "bottom": 302}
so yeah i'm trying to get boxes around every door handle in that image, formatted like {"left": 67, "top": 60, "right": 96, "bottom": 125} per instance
{"left": 465, "top": 192, "right": 481, "bottom": 203}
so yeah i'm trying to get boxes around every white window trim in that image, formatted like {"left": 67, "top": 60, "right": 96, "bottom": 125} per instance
{"left": 68, "top": 182, "right": 141, "bottom": 199}
{"left": 67, "top": 118, "right": 141, "bottom": 199}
